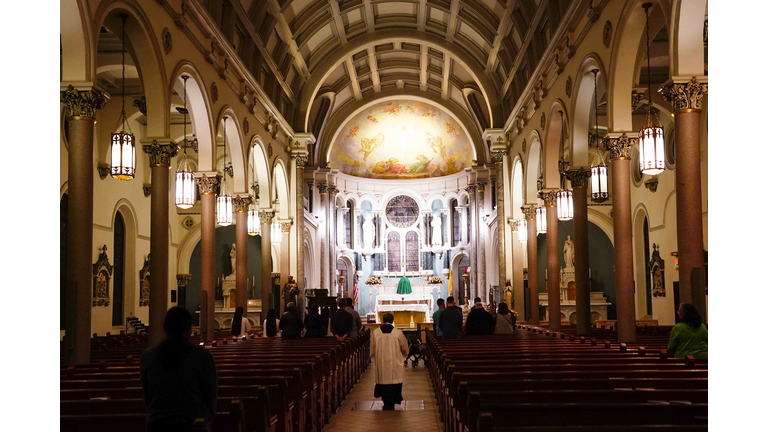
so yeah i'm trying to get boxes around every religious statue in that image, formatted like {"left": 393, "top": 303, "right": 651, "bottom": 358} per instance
{"left": 431, "top": 213, "right": 442, "bottom": 246}
{"left": 363, "top": 213, "right": 375, "bottom": 249}
{"left": 229, "top": 243, "right": 237, "bottom": 276}
{"left": 563, "top": 235, "right": 575, "bottom": 268}
{"left": 504, "top": 280, "right": 513, "bottom": 309}
{"left": 282, "top": 275, "right": 299, "bottom": 308}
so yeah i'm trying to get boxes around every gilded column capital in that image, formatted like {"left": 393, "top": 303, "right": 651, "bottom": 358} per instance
{"left": 476, "top": 182, "right": 487, "bottom": 192}
{"left": 60, "top": 85, "right": 106, "bottom": 118}
{"left": 317, "top": 183, "right": 328, "bottom": 195}
{"left": 142, "top": 140, "right": 178, "bottom": 167}
{"left": 259, "top": 209, "right": 275, "bottom": 224}
{"left": 291, "top": 154, "right": 309, "bottom": 167}
{"left": 603, "top": 134, "right": 636, "bottom": 160}
{"left": 466, "top": 185, "right": 477, "bottom": 195}
{"left": 176, "top": 274, "right": 191, "bottom": 287}
{"left": 541, "top": 190, "right": 558, "bottom": 207}
{"left": 566, "top": 168, "right": 590, "bottom": 188}
{"left": 327, "top": 186, "right": 339, "bottom": 197}
{"left": 490, "top": 150, "right": 507, "bottom": 164}
{"left": 521, "top": 206, "right": 537, "bottom": 220}
{"left": 195, "top": 173, "right": 220, "bottom": 195}
{"left": 659, "top": 77, "right": 708, "bottom": 111}
{"left": 507, "top": 219, "right": 522, "bottom": 232}
{"left": 233, "top": 195, "right": 252, "bottom": 212}
{"left": 280, "top": 221, "right": 293, "bottom": 233}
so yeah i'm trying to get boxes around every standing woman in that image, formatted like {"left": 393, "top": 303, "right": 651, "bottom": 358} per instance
{"left": 494, "top": 302, "right": 515, "bottom": 334}
{"left": 262, "top": 308, "right": 280, "bottom": 338}
{"left": 231, "top": 306, "right": 251, "bottom": 337}
{"left": 668, "top": 303, "right": 708, "bottom": 358}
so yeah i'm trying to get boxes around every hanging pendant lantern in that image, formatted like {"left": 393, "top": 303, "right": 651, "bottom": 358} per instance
{"left": 271, "top": 220, "right": 281, "bottom": 244}
{"left": 588, "top": 68, "right": 609, "bottom": 203}
{"left": 536, "top": 206, "right": 547, "bottom": 235}
{"left": 638, "top": 3, "right": 665, "bottom": 176}
{"left": 175, "top": 76, "right": 195, "bottom": 209}
{"left": 517, "top": 219, "right": 527, "bottom": 243}
{"left": 217, "top": 177, "right": 233, "bottom": 226}
{"left": 110, "top": 14, "right": 135, "bottom": 181}
{"left": 247, "top": 204, "right": 260, "bottom": 236}
{"left": 557, "top": 189, "right": 573, "bottom": 221}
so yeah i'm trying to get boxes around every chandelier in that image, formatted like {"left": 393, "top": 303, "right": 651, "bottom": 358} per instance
{"left": 557, "top": 111, "right": 573, "bottom": 221}
{"left": 517, "top": 219, "right": 527, "bottom": 243}
{"left": 109, "top": 14, "right": 135, "bottom": 181}
{"left": 216, "top": 119, "right": 233, "bottom": 226}
{"left": 638, "top": 3, "right": 665, "bottom": 175}
{"left": 590, "top": 69, "right": 609, "bottom": 203}
{"left": 536, "top": 204, "right": 547, "bottom": 235}
{"left": 175, "top": 76, "right": 195, "bottom": 209}
{"left": 271, "top": 219, "right": 281, "bottom": 244}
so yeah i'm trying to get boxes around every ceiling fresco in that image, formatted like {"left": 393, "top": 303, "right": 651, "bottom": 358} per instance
{"left": 328, "top": 100, "right": 473, "bottom": 179}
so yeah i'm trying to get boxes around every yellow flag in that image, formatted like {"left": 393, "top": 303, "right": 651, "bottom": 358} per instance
{"left": 448, "top": 269, "right": 453, "bottom": 297}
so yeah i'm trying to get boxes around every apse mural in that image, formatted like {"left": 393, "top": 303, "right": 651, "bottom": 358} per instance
{"left": 329, "top": 100, "right": 473, "bottom": 179}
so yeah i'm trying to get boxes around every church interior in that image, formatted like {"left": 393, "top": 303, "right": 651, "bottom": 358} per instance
{"left": 4, "top": 0, "right": 750, "bottom": 429}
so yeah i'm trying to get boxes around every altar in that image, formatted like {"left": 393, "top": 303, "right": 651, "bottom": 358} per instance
{"left": 374, "top": 284, "right": 438, "bottom": 325}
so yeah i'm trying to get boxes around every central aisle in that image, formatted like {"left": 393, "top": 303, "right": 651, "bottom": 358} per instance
{"left": 324, "top": 361, "right": 443, "bottom": 431}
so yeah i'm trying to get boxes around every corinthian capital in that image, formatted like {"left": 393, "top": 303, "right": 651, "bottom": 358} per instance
{"left": 507, "top": 219, "right": 522, "bottom": 232}
{"left": 521, "top": 206, "right": 537, "bottom": 220}
{"left": 280, "top": 221, "right": 293, "bottom": 233}
{"left": 603, "top": 134, "right": 636, "bottom": 160}
{"left": 541, "top": 190, "right": 558, "bottom": 207}
{"left": 233, "top": 195, "right": 252, "bottom": 212}
{"left": 466, "top": 185, "right": 477, "bottom": 195}
{"left": 327, "top": 186, "right": 339, "bottom": 197}
{"left": 195, "top": 173, "right": 220, "bottom": 195}
{"left": 60, "top": 85, "right": 106, "bottom": 118}
{"left": 176, "top": 274, "right": 192, "bottom": 288}
{"left": 142, "top": 140, "right": 178, "bottom": 166}
{"left": 259, "top": 209, "right": 275, "bottom": 224}
{"left": 476, "top": 182, "right": 487, "bottom": 192}
{"left": 659, "top": 77, "right": 708, "bottom": 111}
{"left": 566, "top": 168, "right": 590, "bottom": 188}
{"left": 317, "top": 183, "right": 328, "bottom": 195}
{"left": 490, "top": 150, "right": 507, "bottom": 164}
{"left": 291, "top": 154, "right": 309, "bottom": 167}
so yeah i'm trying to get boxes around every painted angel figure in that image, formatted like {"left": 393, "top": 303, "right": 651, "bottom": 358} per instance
{"left": 426, "top": 132, "right": 446, "bottom": 159}
{"left": 358, "top": 132, "right": 385, "bottom": 161}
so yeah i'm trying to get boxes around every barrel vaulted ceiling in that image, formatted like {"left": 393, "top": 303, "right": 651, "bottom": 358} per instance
{"left": 199, "top": 0, "right": 573, "bottom": 164}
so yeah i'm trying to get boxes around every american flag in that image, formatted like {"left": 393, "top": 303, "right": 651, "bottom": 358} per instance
{"left": 353, "top": 273, "right": 359, "bottom": 303}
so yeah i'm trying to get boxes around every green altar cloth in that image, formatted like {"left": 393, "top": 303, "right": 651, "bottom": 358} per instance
{"left": 396, "top": 277, "right": 412, "bottom": 294}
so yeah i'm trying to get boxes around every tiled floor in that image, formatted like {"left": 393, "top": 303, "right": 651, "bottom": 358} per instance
{"left": 323, "top": 361, "right": 444, "bottom": 431}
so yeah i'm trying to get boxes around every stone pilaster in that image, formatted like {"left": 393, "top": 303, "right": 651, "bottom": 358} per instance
{"left": 522, "top": 206, "right": 539, "bottom": 324}
{"left": 541, "top": 190, "right": 560, "bottom": 329}
{"left": 195, "top": 173, "right": 220, "bottom": 340}
{"left": 259, "top": 209, "right": 275, "bottom": 317}
{"left": 234, "top": 195, "right": 251, "bottom": 316}
{"left": 328, "top": 187, "right": 339, "bottom": 296}
{"left": 318, "top": 183, "right": 328, "bottom": 290}
{"left": 291, "top": 142, "right": 310, "bottom": 314}
{"left": 466, "top": 184, "right": 478, "bottom": 305}
{"left": 476, "top": 181, "right": 487, "bottom": 302}
{"left": 566, "top": 168, "right": 591, "bottom": 334}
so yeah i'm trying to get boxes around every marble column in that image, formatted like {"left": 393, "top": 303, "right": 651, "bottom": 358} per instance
{"left": 233, "top": 195, "right": 251, "bottom": 316}
{"left": 605, "top": 134, "right": 637, "bottom": 342}
{"left": 291, "top": 152, "right": 309, "bottom": 314}
{"left": 542, "top": 190, "right": 561, "bottom": 329}
{"left": 259, "top": 209, "right": 275, "bottom": 318}
{"left": 492, "top": 150, "right": 508, "bottom": 296}
{"left": 660, "top": 77, "right": 708, "bottom": 319}
{"left": 477, "top": 182, "right": 487, "bottom": 302}
{"left": 522, "top": 206, "right": 539, "bottom": 324}
{"left": 280, "top": 221, "right": 292, "bottom": 313}
{"left": 566, "top": 169, "right": 592, "bottom": 335}
{"left": 466, "top": 184, "right": 478, "bottom": 304}
{"left": 509, "top": 220, "right": 526, "bottom": 313}
{"left": 143, "top": 140, "right": 178, "bottom": 346}
{"left": 195, "top": 174, "right": 220, "bottom": 340}
{"left": 60, "top": 85, "right": 105, "bottom": 365}
{"left": 328, "top": 187, "right": 339, "bottom": 296}
{"left": 317, "top": 183, "right": 328, "bottom": 290}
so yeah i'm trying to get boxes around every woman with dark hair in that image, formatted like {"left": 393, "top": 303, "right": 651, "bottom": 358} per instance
{"left": 304, "top": 303, "right": 327, "bottom": 337}
{"left": 140, "top": 307, "right": 217, "bottom": 431}
{"left": 494, "top": 302, "right": 515, "bottom": 334}
{"left": 231, "top": 306, "right": 251, "bottom": 337}
{"left": 668, "top": 303, "right": 708, "bottom": 358}
{"left": 262, "top": 308, "right": 280, "bottom": 338}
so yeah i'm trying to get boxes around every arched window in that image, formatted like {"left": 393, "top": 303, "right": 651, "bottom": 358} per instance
{"left": 405, "top": 231, "right": 419, "bottom": 272}
{"left": 451, "top": 198, "right": 459, "bottom": 246}
{"left": 387, "top": 231, "right": 400, "bottom": 272}
{"left": 112, "top": 212, "right": 125, "bottom": 326}
{"left": 60, "top": 194, "right": 68, "bottom": 330}
{"left": 345, "top": 199, "right": 353, "bottom": 248}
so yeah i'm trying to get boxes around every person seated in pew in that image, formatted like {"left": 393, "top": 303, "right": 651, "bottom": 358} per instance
{"left": 346, "top": 297, "right": 363, "bottom": 338}
{"left": 493, "top": 302, "right": 515, "bottom": 334}
{"left": 140, "top": 307, "right": 217, "bottom": 432}
{"left": 230, "top": 306, "right": 251, "bottom": 338}
{"left": 436, "top": 296, "right": 463, "bottom": 339}
{"left": 668, "top": 303, "right": 708, "bottom": 358}
{"left": 262, "top": 308, "right": 280, "bottom": 338}
{"left": 330, "top": 298, "right": 353, "bottom": 341}
{"left": 370, "top": 313, "right": 409, "bottom": 410}
{"left": 304, "top": 303, "right": 327, "bottom": 337}
{"left": 465, "top": 297, "right": 495, "bottom": 335}
{"left": 279, "top": 302, "right": 304, "bottom": 339}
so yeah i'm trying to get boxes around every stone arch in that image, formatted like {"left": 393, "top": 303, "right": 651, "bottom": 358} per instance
{"left": 669, "top": 0, "right": 707, "bottom": 77}
{"left": 608, "top": 0, "right": 672, "bottom": 132}
{"left": 61, "top": 0, "right": 93, "bottom": 82}
{"left": 449, "top": 250, "right": 471, "bottom": 302}
{"left": 524, "top": 131, "right": 542, "bottom": 204}
{"left": 511, "top": 156, "right": 524, "bottom": 219}
{"left": 303, "top": 228, "right": 315, "bottom": 290}
{"left": 542, "top": 100, "right": 570, "bottom": 189}
{"left": 94, "top": 1, "right": 169, "bottom": 137}
{"left": 571, "top": 54, "right": 608, "bottom": 168}
{"left": 169, "top": 63, "right": 215, "bottom": 172}
{"left": 318, "top": 90, "right": 486, "bottom": 167}
{"left": 249, "top": 136, "right": 272, "bottom": 208}
{"left": 272, "top": 159, "right": 290, "bottom": 219}
{"left": 215, "top": 107, "right": 247, "bottom": 194}
{"left": 297, "top": 29, "right": 501, "bottom": 132}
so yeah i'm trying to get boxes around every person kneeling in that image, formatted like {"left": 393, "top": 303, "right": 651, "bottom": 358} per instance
{"left": 370, "top": 313, "right": 409, "bottom": 410}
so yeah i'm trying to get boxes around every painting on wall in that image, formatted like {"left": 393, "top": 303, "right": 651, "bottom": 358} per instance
{"left": 329, "top": 100, "right": 474, "bottom": 179}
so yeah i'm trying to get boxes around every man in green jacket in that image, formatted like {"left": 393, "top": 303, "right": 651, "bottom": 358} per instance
{"left": 432, "top": 298, "right": 445, "bottom": 337}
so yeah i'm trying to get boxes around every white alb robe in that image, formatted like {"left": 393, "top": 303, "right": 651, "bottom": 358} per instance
{"left": 370, "top": 325, "right": 409, "bottom": 385}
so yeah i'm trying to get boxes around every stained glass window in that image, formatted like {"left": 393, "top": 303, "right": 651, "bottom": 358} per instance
{"left": 451, "top": 199, "right": 459, "bottom": 246}
{"left": 387, "top": 231, "right": 400, "bottom": 272}
{"left": 406, "top": 231, "right": 419, "bottom": 271}
{"left": 385, "top": 195, "right": 419, "bottom": 228}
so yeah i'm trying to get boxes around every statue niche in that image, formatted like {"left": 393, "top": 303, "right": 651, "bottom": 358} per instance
{"left": 92, "top": 245, "right": 113, "bottom": 307}
{"left": 649, "top": 244, "right": 666, "bottom": 297}
{"left": 139, "top": 254, "right": 150, "bottom": 306}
